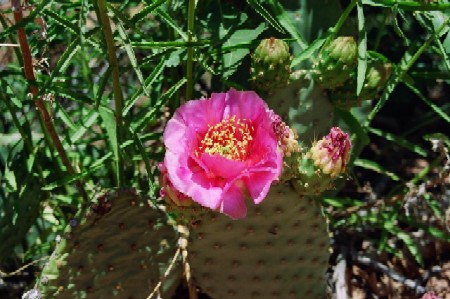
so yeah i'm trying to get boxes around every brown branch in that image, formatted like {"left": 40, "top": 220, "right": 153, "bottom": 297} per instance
{"left": 10, "top": 0, "right": 88, "bottom": 203}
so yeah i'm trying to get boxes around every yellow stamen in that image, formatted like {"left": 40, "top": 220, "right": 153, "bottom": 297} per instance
{"left": 196, "top": 116, "right": 254, "bottom": 161}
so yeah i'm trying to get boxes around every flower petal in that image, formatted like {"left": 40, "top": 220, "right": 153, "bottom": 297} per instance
{"left": 220, "top": 183, "right": 247, "bottom": 219}
{"left": 165, "top": 151, "right": 223, "bottom": 209}
{"left": 200, "top": 153, "right": 247, "bottom": 179}
{"left": 244, "top": 170, "right": 280, "bottom": 204}
{"left": 224, "top": 89, "right": 269, "bottom": 122}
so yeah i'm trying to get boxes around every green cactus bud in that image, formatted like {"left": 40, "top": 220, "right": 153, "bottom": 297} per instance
{"left": 314, "top": 36, "right": 357, "bottom": 89}
{"left": 294, "top": 127, "right": 352, "bottom": 195}
{"left": 329, "top": 61, "right": 392, "bottom": 110}
{"left": 360, "top": 61, "right": 392, "bottom": 101}
{"left": 250, "top": 37, "right": 292, "bottom": 95}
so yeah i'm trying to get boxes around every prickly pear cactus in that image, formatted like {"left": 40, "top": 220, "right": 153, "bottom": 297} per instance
{"left": 187, "top": 182, "right": 330, "bottom": 299}
{"left": 250, "top": 37, "right": 292, "bottom": 95}
{"left": 313, "top": 36, "right": 358, "bottom": 90}
{"left": 36, "top": 190, "right": 180, "bottom": 299}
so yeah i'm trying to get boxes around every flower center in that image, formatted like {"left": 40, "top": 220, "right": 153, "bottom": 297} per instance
{"left": 197, "top": 116, "right": 254, "bottom": 161}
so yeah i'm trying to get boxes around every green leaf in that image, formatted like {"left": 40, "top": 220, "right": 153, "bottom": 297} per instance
{"left": 133, "top": 78, "right": 187, "bottom": 132}
{"left": 266, "top": 0, "right": 307, "bottom": 49}
{"left": 132, "top": 40, "right": 209, "bottom": 49}
{"left": 384, "top": 224, "right": 424, "bottom": 266}
{"left": 404, "top": 81, "right": 450, "bottom": 124}
{"left": 354, "top": 158, "right": 400, "bottom": 181}
{"left": 156, "top": 8, "right": 187, "bottom": 40}
{"left": 42, "top": 154, "right": 112, "bottom": 191}
{"left": 365, "top": 17, "right": 450, "bottom": 126}
{"left": 423, "top": 133, "right": 450, "bottom": 148}
{"left": 123, "top": 58, "right": 167, "bottom": 116}
{"left": 222, "top": 23, "right": 266, "bottom": 79}
{"left": 321, "top": 197, "right": 364, "bottom": 208}
{"left": 55, "top": 102, "right": 76, "bottom": 131}
{"left": 130, "top": 128, "right": 156, "bottom": 196}
{"left": 356, "top": 0, "right": 367, "bottom": 95}
{"left": 39, "top": 37, "right": 81, "bottom": 97}
{"left": 367, "top": 127, "right": 428, "bottom": 157}
{"left": 115, "top": 20, "right": 149, "bottom": 98}
{"left": 362, "top": 0, "right": 450, "bottom": 11}
{"left": 99, "top": 106, "right": 118, "bottom": 164}
{"left": 131, "top": 0, "right": 166, "bottom": 24}
{"left": 291, "top": 37, "right": 326, "bottom": 67}
{"left": 43, "top": 9, "right": 78, "bottom": 34}
{"left": 71, "top": 110, "right": 99, "bottom": 143}
{"left": 95, "top": 66, "right": 112, "bottom": 109}
{"left": 0, "top": 1, "right": 52, "bottom": 39}
{"left": 246, "top": 0, "right": 285, "bottom": 33}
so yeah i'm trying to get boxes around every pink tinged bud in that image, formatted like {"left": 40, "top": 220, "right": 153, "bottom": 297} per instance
{"left": 310, "top": 127, "right": 351, "bottom": 177}
{"left": 269, "top": 110, "right": 300, "bottom": 157}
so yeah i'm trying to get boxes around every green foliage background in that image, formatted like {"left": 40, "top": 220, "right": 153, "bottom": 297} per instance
{"left": 0, "top": 0, "right": 449, "bottom": 297}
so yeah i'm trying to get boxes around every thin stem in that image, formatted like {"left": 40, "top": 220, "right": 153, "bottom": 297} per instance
{"left": 331, "top": 0, "right": 357, "bottom": 36}
{"left": 96, "top": 0, "right": 125, "bottom": 187}
{"left": 374, "top": 9, "right": 389, "bottom": 51}
{"left": 185, "top": 0, "right": 196, "bottom": 102}
{"left": 10, "top": 0, "right": 89, "bottom": 203}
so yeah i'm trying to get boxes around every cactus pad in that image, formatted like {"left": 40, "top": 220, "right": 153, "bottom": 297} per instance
{"left": 265, "top": 76, "right": 334, "bottom": 144}
{"left": 187, "top": 183, "right": 330, "bottom": 299}
{"left": 36, "top": 190, "right": 180, "bottom": 299}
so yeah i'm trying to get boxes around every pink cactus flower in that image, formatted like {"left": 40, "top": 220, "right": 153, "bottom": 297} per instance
{"left": 310, "top": 127, "right": 352, "bottom": 178}
{"left": 161, "top": 89, "right": 283, "bottom": 219}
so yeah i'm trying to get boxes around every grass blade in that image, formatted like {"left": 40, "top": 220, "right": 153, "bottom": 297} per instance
{"left": 354, "top": 158, "right": 400, "bottom": 181}
{"left": 356, "top": 0, "right": 367, "bottom": 95}
{"left": 246, "top": 0, "right": 285, "bottom": 33}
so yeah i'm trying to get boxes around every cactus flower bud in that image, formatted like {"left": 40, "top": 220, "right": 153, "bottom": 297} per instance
{"left": 269, "top": 110, "right": 300, "bottom": 157}
{"left": 250, "top": 37, "right": 292, "bottom": 95}
{"left": 361, "top": 61, "right": 392, "bottom": 100}
{"left": 310, "top": 127, "right": 351, "bottom": 178}
{"left": 292, "top": 127, "right": 351, "bottom": 196}
{"left": 314, "top": 36, "right": 357, "bottom": 89}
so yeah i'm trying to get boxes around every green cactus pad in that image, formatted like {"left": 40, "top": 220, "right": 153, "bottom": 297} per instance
{"left": 187, "top": 183, "right": 330, "bottom": 299}
{"left": 265, "top": 75, "right": 334, "bottom": 144}
{"left": 250, "top": 38, "right": 292, "bottom": 95}
{"left": 37, "top": 190, "right": 181, "bottom": 299}
{"left": 292, "top": 155, "right": 336, "bottom": 196}
{"left": 313, "top": 36, "right": 358, "bottom": 90}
